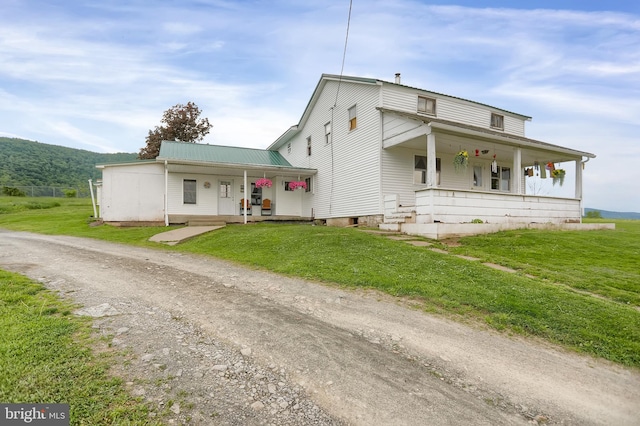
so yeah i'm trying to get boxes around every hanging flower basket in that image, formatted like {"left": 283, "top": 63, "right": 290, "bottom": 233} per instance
{"left": 288, "top": 181, "right": 307, "bottom": 191}
{"left": 551, "top": 169, "right": 566, "bottom": 186}
{"left": 255, "top": 178, "right": 272, "bottom": 188}
{"left": 453, "top": 150, "right": 469, "bottom": 173}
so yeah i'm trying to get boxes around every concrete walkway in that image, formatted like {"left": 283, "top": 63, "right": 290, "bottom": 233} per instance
{"left": 148, "top": 225, "right": 224, "bottom": 245}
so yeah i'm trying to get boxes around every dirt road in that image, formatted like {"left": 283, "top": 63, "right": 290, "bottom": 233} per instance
{"left": 1, "top": 230, "right": 638, "bottom": 425}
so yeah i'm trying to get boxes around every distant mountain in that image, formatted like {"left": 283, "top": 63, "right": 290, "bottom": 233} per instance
{"left": 0, "top": 137, "right": 137, "bottom": 194}
{"left": 584, "top": 208, "right": 640, "bottom": 220}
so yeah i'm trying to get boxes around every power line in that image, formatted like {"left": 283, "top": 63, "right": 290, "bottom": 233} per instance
{"left": 329, "top": 0, "right": 353, "bottom": 215}
{"left": 333, "top": 0, "right": 353, "bottom": 108}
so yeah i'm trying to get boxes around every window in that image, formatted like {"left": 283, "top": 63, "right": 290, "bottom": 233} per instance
{"left": 219, "top": 181, "right": 231, "bottom": 198}
{"left": 305, "top": 177, "right": 311, "bottom": 193}
{"left": 324, "top": 122, "right": 332, "bottom": 144}
{"left": 287, "top": 142, "right": 291, "bottom": 154}
{"left": 473, "top": 165, "right": 483, "bottom": 187}
{"left": 306, "top": 136, "right": 311, "bottom": 156}
{"left": 491, "top": 166, "right": 511, "bottom": 191}
{"left": 490, "top": 113, "right": 504, "bottom": 130}
{"left": 284, "top": 181, "right": 293, "bottom": 192}
{"left": 348, "top": 105, "right": 357, "bottom": 131}
{"left": 183, "top": 179, "right": 196, "bottom": 204}
{"left": 414, "top": 155, "right": 441, "bottom": 185}
{"left": 417, "top": 96, "right": 436, "bottom": 115}
{"left": 251, "top": 183, "right": 262, "bottom": 205}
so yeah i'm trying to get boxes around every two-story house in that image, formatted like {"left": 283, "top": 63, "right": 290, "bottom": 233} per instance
{"left": 267, "top": 73, "right": 598, "bottom": 238}
{"left": 97, "top": 73, "right": 601, "bottom": 238}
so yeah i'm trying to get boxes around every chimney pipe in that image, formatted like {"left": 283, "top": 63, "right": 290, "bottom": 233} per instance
{"left": 395, "top": 73, "right": 401, "bottom": 84}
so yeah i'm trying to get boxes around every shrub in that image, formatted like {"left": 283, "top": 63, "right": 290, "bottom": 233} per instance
{"left": 2, "top": 186, "right": 26, "bottom": 197}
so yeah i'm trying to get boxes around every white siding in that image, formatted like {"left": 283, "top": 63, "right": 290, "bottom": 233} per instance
{"left": 381, "top": 145, "right": 424, "bottom": 207}
{"left": 274, "top": 177, "right": 303, "bottom": 216}
{"left": 167, "top": 173, "right": 217, "bottom": 215}
{"left": 278, "top": 80, "right": 382, "bottom": 219}
{"left": 381, "top": 84, "right": 526, "bottom": 137}
{"left": 100, "top": 163, "right": 165, "bottom": 222}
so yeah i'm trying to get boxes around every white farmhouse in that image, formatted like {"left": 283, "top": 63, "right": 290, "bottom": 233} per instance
{"left": 97, "top": 73, "right": 605, "bottom": 238}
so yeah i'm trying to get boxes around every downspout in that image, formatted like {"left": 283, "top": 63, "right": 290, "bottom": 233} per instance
{"left": 164, "top": 161, "right": 169, "bottom": 226}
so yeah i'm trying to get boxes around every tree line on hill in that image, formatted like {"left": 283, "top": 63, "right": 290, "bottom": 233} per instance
{"left": 0, "top": 137, "right": 136, "bottom": 195}
{"left": 1, "top": 102, "right": 212, "bottom": 198}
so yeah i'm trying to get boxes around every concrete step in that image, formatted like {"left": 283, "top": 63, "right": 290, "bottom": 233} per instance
{"left": 396, "top": 206, "right": 416, "bottom": 214}
{"left": 379, "top": 223, "right": 401, "bottom": 232}
{"left": 188, "top": 220, "right": 227, "bottom": 227}
{"left": 384, "top": 212, "right": 414, "bottom": 220}
{"left": 383, "top": 217, "right": 409, "bottom": 224}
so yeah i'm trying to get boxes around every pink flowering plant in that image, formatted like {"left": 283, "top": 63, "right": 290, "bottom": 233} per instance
{"left": 255, "top": 178, "right": 272, "bottom": 188}
{"left": 288, "top": 181, "right": 307, "bottom": 190}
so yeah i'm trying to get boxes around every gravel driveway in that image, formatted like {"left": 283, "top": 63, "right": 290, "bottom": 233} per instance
{"left": 1, "top": 230, "right": 638, "bottom": 425}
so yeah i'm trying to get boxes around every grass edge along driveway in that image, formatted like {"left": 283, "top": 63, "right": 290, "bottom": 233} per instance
{"left": 0, "top": 197, "right": 639, "bottom": 369}
{"left": 0, "top": 270, "right": 158, "bottom": 425}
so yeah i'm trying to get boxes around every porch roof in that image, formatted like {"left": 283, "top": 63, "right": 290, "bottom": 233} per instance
{"left": 157, "top": 141, "right": 316, "bottom": 174}
{"left": 379, "top": 107, "right": 596, "bottom": 159}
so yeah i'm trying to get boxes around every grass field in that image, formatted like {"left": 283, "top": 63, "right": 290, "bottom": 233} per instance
{"left": 1, "top": 196, "right": 639, "bottom": 370}
{"left": 0, "top": 270, "right": 156, "bottom": 425}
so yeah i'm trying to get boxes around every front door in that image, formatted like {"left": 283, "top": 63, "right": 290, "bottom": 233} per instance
{"left": 218, "top": 180, "right": 235, "bottom": 215}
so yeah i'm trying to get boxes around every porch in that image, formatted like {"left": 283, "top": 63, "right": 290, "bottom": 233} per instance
{"left": 381, "top": 191, "right": 614, "bottom": 239}
{"left": 168, "top": 214, "right": 313, "bottom": 225}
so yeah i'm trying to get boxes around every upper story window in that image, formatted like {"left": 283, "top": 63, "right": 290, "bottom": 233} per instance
{"left": 417, "top": 96, "right": 436, "bottom": 115}
{"left": 324, "top": 122, "right": 332, "bottom": 144}
{"left": 287, "top": 142, "right": 291, "bottom": 154}
{"left": 183, "top": 179, "right": 196, "bottom": 204}
{"left": 348, "top": 105, "right": 357, "bottom": 131}
{"left": 490, "top": 113, "right": 504, "bottom": 130}
{"left": 306, "top": 136, "right": 311, "bottom": 156}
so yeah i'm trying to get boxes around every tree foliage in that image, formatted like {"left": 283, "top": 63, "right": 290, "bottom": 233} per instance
{"left": 584, "top": 210, "right": 603, "bottom": 219}
{"left": 138, "top": 102, "right": 212, "bottom": 159}
{"left": 0, "top": 137, "right": 136, "bottom": 189}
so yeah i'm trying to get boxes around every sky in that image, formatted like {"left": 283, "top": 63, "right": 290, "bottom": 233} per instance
{"left": 1, "top": 1, "right": 639, "bottom": 212}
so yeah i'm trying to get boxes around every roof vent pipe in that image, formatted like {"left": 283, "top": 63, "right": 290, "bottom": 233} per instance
{"left": 395, "top": 73, "right": 401, "bottom": 84}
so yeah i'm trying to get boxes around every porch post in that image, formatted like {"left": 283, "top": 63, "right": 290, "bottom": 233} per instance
{"left": 243, "top": 169, "right": 248, "bottom": 224}
{"left": 164, "top": 160, "right": 169, "bottom": 226}
{"left": 426, "top": 133, "right": 437, "bottom": 188}
{"left": 575, "top": 159, "right": 584, "bottom": 221}
{"left": 513, "top": 148, "right": 522, "bottom": 194}
{"left": 575, "top": 159, "right": 583, "bottom": 200}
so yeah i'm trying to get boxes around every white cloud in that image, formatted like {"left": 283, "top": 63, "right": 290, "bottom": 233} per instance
{"left": 0, "top": 0, "right": 638, "bottom": 211}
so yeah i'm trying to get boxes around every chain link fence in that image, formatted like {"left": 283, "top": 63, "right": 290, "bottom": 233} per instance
{"left": 1, "top": 185, "right": 93, "bottom": 198}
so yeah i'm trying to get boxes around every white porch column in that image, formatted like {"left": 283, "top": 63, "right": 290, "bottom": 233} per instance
{"left": 243, "top": 170, "right": 248, "bottom": 224}
{"left": 575, "top": 158, "right": 584, "bottom": 205}
{"left": 164, "top": 160, "right": 169, "bottom": 226}
{"left": 426, "top": 133, "right": 437, "bottom": 188}
{"left": 575, "top": 159, "right": 583, "bottom": 199}
{"left": 513, "top": 148, "right": 522, "bottom": 194}
{"left": 575, "top": 159, "right": 584, "bottom": 221}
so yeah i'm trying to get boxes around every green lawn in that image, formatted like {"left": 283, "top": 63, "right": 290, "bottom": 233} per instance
{"left": 1, "top": 196, "right": 639, "bottom": 369}
{"left": 446, "top": 220, "right": 640, "bottom": 306}
{"left": 0, "top": 270, "right": 155, "bottom": 425}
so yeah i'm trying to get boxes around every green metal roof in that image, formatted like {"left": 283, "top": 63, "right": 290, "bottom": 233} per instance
{"left": 157, "top": 141, "right": 293, "bottom": 167}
